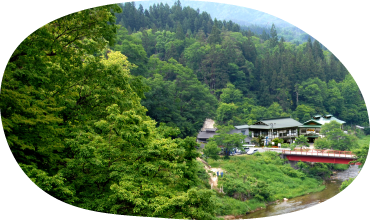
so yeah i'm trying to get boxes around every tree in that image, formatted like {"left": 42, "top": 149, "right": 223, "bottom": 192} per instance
{"left": 219, "top": 83, "right": 243, "bottom": 104}
{"left": 294, "top": 104, "right": 315, "bottom": 122}
{"left": 113, "top": 26, "right": 148, "bottom": 77}
{"left": 314, "top": 137, "right": 331, "bottom": 149}
{"left": 294, "top": 135, "right": 309, "bottom": 149}
{"left": 208, "top": 125, "right": 245, "bottom": 158}
{"left": 216, "top": 103, "right": 238, "bottom": 125}
{"left": 272, "top": 138, "right": 284, "bottom": 146}
{"left": 175, "top": 22, "right": 185, "bottom": 40}
{"left": 1, "top": 6, "right": 220, "bottom": 219}
{"left": 207, "top": 23, "right": 221, "bottom": 45}
{"left": 142, "top": 57, "right": 218, "bottom": 138}
{"left": 269, "top": 24, "right": 278, "bottom": 48}
{"left": 301, "top": 113, "right": 311, "bottom": 123}
{"left": 203, "top": 141, "right": 221, "bottom": 160}
{"left": 0, "top": 6, "right": 122, "bottom": 204}
{"left": 320, "top": 121, "right": 358, "bottom": 151}
{"left": 350, "top": 144, "right": 369, "bottom": 168}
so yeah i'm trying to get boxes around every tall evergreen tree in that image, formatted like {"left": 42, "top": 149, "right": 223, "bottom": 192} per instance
{"left": 176, "top": 22, "right": 185, "bottom": 40}
{"left": 269, "top": 24, "right": 278, "bottom": 48}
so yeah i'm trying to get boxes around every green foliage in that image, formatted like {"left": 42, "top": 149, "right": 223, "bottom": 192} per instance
{"left": 113, "top": 26, "right": 149, "bottom": 77}
{"left": 220, "top": 83, "right": 243, "bottom": 104}
{"left": 216, "top": 103, "right": 238, "bottom": 125}
{"left": 363, "top": 127, "right": 370, "bottom": 135}
{"left": 314, "top": 137, "right": 331, "bottom": 149}
{"left": 215, "top": 195, "right": 252, "bottom": 216}
{"left": 320, "top": 121, "right": 359, "bottom": 151}
{"left": 115, "top": 0, "right": 368, "bottom": 127}
{"left": 281, "top": 143, "right": 293, "bottom": 150}
{"left": 331, "top": 164, "right": 349, "bottom": 171}
{"left": 295, "top": 105, "right": 315, "bottom": 123}
{"left": 1, "top": 5, "right": 123, "bottom": 196}
{"left": 208, "top": 23, "right": 222, "bottom": 45}
{"left": 142, "top": 57, "right": 218, "bottom": 138}
{"left": 298, "top": 162, "right": 332, "bottom": 179}
{"left": 340, "top": 178, "right": 355, "bottom": 192}
{"left": 208, "top": 125, "right": 245, "bottom": 157}
{"left": 1, "top": 7, "right": 220, "bottom": 218}
{"left": 272, "top": 138, "right": 284, "bottom": 146}
{"left": 2, "top": 2, "right": 369, "bottom": 218}
{"left": 294, "top": 135, "right": 309, "bottom": 149}
{"left": 351, "top": 143, "right": 369, "bottom": 168}
{"left": 208, "top": 152, "right": 323, "bottom": 205}
{"left": 203, "top": 141, "right": 221, "bottom": 160}
{"left": 251, "top": 136, "right": 265, "bottom": 147}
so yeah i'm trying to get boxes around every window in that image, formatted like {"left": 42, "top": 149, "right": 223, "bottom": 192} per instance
{"left": 279, "top": 133, "right": 283, "bottom": 137}
{"left": 301, "top": 129, "right": 306, "bottom": 133}
{"left": 291, "top": 129, "right": 296, "bottom": 134}
{"left": 241, "top": 130, "right": 246, "bottom": 135}
{"left": 273, "top": 131, "right": 277, "bottom": 135}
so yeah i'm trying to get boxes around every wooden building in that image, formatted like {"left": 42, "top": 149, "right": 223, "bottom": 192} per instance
{"left": 299, "top": 114, "right": 345, "bottom": 142}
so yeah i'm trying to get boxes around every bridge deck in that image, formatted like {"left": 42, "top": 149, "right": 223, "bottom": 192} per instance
{"left": 280, "top": 149, "right": 360, "bottom": 164}
{"left": 281, "top": 149, "right": 356, "bottom": 159}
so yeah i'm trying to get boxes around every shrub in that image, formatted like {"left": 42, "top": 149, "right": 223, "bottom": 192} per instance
{"left": 340, "top": 178, "right": 355, "bottom": 191}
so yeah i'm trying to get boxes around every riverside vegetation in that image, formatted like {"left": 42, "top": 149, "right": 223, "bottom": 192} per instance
{"left": 205, "top": 151, "right": 352, "bottom": 216}
{"left": 1, "top": 1, "right": 369, "bottom": 219}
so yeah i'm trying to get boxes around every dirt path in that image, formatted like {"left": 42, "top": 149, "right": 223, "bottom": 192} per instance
{"left": 196, "top": 157, "right": 224, "bottom": 192}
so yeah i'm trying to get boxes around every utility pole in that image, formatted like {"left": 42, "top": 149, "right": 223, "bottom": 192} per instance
{"left": 270, "top": 123, "right": 276, "bottom": 145}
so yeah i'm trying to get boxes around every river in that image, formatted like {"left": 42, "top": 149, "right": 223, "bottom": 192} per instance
{"left": 241, "top": 165, "right": 360, "bottom": 219}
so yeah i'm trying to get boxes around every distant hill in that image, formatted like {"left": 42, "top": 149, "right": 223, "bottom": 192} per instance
{"left": 133, "top": 0, "right": 309, "bottom": 43}
{"left": 134, "top": 0, "right": 294, "bottom": 28}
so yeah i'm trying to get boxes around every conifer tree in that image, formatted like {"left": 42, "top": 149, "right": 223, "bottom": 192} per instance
{"left": 176, "top": 22, "right": 185, "bottom": 40}
{"left": 207, "top": 23, "right": 221, "bottom": 45}
{"left": 269, "top": 24, "right": 278, "bottom": 48}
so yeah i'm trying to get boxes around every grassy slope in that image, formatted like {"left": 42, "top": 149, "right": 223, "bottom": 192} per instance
{"left": 207, "top": 152, "right": 325, "bottom": 216}
{"left": 357, "top": 135, "right": 370, "bottom": 147}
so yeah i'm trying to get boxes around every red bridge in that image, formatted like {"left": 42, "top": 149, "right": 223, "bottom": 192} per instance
{"left": 281, "top": 149, "right": 361, "bottom": 165}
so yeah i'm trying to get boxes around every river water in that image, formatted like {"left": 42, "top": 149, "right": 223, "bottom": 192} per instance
{"left": 241, "top": 165, "right": 360, "bottom": 219}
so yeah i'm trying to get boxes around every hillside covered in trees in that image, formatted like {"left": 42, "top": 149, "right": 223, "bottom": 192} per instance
{"left": 114, "top": 0, "right": 368, "bottom": 137}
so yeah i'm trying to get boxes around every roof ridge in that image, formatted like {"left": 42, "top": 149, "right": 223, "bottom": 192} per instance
{"left": 261, "top": 117, "right": 291, "bottom": 121}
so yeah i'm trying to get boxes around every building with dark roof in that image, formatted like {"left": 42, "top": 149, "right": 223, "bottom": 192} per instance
{"left": 230, "top": 117, "right": 303, "bottom": 145}
{"left": 250, "top": 117, "right": 302, "bottom": 144}
{"left": 196, "top": 128, "right": 219, "bottom": 143}
{"left": 197, "top": 115, "right": 346, "bottom": 146}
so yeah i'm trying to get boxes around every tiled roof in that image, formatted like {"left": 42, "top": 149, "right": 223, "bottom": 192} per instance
{"left": 234, "top": 125, "right": 249, "bottom": 129}
{"left": 197, "top": 131, "right": 219, "bottom": 139}
{"left": 235, "top": 117, "right": 303, "bottom": 130}
{"left": 258, "top": 117, "right": 302, "bottom": 129}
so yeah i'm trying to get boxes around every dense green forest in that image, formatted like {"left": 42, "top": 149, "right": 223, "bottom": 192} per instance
{"left": 0, "top": 1, "right": 368, "bottom": 219}
{"left": 115, "top": 0, "right": 368, "bottom": 137}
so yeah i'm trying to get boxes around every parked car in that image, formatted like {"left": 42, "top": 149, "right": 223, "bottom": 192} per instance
{"left": 242, "top": 147, "right": 249, "bottom": 154}
{"left": 247, "top": 149, "right": 258, "bottom": 155}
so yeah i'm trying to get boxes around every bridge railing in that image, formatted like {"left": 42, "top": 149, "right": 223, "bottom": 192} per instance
{"left": 282, "top": 149, "right": 355, "bottom": 158}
